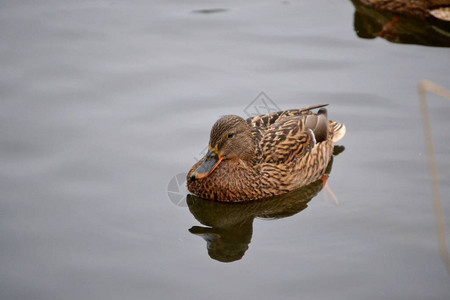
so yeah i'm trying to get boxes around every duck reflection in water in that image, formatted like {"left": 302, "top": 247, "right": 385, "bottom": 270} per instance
{"left": 187, "top": 147, "right": 344, "bottom": 263}
{"left": 350, "top": 0, "right": 450, "bottom": 47}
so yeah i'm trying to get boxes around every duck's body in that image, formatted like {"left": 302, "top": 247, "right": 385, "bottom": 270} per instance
{"left": 187, "top": 105, "right": 346, "bottom": 202}
{"left": 359, "top": 0, "right": 450, "bottom": 20}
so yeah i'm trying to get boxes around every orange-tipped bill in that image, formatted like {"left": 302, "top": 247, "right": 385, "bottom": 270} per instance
{"left": 190, "top": 149, "right": 223, "bottom": 181}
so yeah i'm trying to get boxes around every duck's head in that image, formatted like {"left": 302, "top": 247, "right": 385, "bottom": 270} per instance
{"left": 190, "top": 115, "right": 254, "bottom": 181}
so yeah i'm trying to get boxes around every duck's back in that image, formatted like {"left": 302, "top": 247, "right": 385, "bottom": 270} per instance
{"left": 248, "top": 105, "right": 333, "bottom": 164}
{"left": 248, "top": 106, "right": 345, "bottom": 192}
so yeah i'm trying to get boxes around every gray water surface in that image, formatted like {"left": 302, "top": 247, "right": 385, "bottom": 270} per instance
{"left": 1, "top": 1, "right": 450, "bottom": 299}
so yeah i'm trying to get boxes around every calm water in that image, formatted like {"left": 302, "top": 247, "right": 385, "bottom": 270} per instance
{"left": 1, "top": 1, "right": 450, "bottom": 299}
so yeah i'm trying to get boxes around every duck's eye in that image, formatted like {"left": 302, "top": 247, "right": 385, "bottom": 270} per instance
{"left": 227, "top": 133, "right": 234, "bottom": 139}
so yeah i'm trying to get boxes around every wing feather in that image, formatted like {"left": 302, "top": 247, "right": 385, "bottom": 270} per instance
{"left": 252, "top": 107, "right": 330, "bottom": 164}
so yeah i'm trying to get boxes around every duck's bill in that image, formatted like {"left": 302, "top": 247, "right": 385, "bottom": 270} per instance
{"left": 190, "top": 150, "right": 223, "bottom": 181}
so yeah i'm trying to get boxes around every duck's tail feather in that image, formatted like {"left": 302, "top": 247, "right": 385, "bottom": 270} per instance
{"left": 331, "top": 121, "right": 346, "bottom": 143}
{"left": 304, "top": 108, "right": 329, "bottom": 144}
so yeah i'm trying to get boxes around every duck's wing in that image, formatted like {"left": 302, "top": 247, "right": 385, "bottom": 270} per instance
{"left": 255, "top": 108, "right": 329, "bottom": 164}
{"left": 246, "top": 104, "right": 328, "bottom": 129}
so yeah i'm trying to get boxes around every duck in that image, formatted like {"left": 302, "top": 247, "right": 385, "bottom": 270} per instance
{"left": 187, "top": 104, "right": 346, "bottom": 202}
{"left": 358, "top": 0, "right": 450, "bottom": 20}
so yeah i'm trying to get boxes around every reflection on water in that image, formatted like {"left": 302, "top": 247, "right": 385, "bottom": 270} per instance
{"left": 418, "top": 81, "right": 450, "bottom": 275}
{"left": 350, "top": 0, "right": 450, "bottom": 47}
{"left": 187, "top": 147, "right": 344, "bottom": 263}
{"left": 191, "top": 8, "right": 229, "bottom": 14}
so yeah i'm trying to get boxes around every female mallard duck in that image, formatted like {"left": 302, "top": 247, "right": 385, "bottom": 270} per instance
{"left": 187, "top": 104, "right": 346, "bottom": 202}
{"left": 359, "top": 0, "right": 450, "bottom": 20}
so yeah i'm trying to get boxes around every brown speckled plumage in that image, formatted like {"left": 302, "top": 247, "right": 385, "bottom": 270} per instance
{"left": 360, "top": 0, "right": 450, "bottom": 19}
{"left": 187, "top": 104, "right": 346, "bottom": 202}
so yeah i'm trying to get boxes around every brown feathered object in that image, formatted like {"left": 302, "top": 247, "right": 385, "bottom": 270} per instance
{"left": 187, "top": 105, "right": 346, "bottom": 202}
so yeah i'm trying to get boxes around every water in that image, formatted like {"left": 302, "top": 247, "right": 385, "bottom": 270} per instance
{"left": 1, "top": 1, "right": 450, "bottom": 299}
